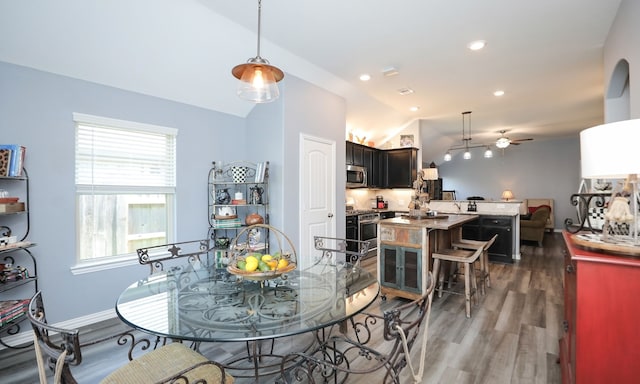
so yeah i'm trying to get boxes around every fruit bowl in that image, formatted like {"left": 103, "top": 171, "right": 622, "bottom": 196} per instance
{"left": 227, "top": 261, "right": 296, "bottom": 281}
{"left": 227, "top": 224, "right": 297, "bottom": 280}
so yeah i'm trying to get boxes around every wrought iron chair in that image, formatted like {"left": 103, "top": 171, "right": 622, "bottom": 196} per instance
{"left": 28, "top": 291, "right": 234, "bottom": 384}
{"left": 312, "top": 236, "right": 371, "bottom": 266}
{"left": 136, "top": 238, "right": 212, "bottom": 274}
{"left": 279, "top": 271, "right": 436, "bottom": 384}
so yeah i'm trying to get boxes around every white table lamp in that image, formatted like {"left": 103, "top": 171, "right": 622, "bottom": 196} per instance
{"left": 580, "top": 118, "right": 640, "bottom": 245}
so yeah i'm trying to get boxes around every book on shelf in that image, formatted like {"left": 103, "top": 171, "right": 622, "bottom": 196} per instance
{"left": 254, "top": 162, "right": 267, "bottom": 183}
{"left": 0, "top": 149, "right": 10, "bottom": 177}
{"left": 0, "top": 145, "right": 26, "bottom": 177}
{"left": 0, "top": 299, "right": 29, "bottom": 326}
{"left": 212, "top": 218, "right": 242, "bottom": 228}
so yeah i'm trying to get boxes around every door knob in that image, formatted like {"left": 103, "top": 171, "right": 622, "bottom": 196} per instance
{"left": 328, "top": 213, "right": 334, "bottom": 218}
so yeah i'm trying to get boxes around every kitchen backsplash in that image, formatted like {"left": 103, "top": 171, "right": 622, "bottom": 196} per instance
{"left": 345, "top": 188, "right": 414, "bottom": 211}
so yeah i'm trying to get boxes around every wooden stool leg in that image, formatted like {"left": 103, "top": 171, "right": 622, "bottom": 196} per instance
{"left": 469, "top": 262, "right": 478, "bottom": 306}
{"left": 432, "top": 258, "right": 442, "bottom": 298}
{"left": 477, "top": 255, "right": 486, "bottom": 295}
{"left": 484, "top": 250, "right": 491, "bottom": 288}
{"left": 463, "top": 262, "right": 471, "bottom": 318}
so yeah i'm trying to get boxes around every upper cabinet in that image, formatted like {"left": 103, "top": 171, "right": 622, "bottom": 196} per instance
{"left": 363, "top": 146, "right": 381, "bottom": 188}
{"left": 346, "top": 141, "right": 364, "bottom": 166}
{"left": 382, "top": 148, "right": 418, "bottom": 188}
{"left": 346, "top": 142, "right": 418, "bottom": 189}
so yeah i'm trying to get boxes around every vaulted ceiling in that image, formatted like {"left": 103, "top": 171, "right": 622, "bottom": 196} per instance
{"left": 0, "top": 0, "right": 622, "bottom": 160}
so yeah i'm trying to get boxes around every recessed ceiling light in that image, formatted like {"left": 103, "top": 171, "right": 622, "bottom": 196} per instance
{"left": 409, "top": 106, "right": 420, "bottom": 112}
{"left": 468, "top": 40, "right": 486, "bottom": 51}
{"left": 397, "top": 87, "right": 414, "bottom": 96}
{"left": 494, "top": 90, "right": 505, "bottom": 96}
{"left": 359, "top": 73, "right": 371, "bottom": 81}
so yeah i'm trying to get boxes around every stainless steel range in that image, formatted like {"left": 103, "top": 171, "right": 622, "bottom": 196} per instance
{"left": 346, "top": 209, "right": 380, "bottom": 260}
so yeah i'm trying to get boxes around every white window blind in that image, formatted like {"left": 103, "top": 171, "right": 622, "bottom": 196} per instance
{"left": 75, "top": 116, "right": 176, "bottom": 190}
{"left": 73, "top": 113, "right": 177, "bottom": 267}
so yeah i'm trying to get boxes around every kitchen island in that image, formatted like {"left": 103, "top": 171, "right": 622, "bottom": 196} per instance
{"left": 377, "top": 214, "right": 478, "bottom": 300}
{"left": 429, "top": 200, "right": 522, "bottom": 262}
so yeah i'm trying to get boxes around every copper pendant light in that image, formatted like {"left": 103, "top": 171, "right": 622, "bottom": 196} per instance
{"left": 232, "top": 0, "right": 284, "bottom": 103}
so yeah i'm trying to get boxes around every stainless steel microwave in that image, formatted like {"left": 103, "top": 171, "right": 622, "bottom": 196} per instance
{"left": 346, "top": 165, "right": 367, "bottom": 188}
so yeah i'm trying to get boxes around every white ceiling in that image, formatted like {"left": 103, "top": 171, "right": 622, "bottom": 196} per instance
{"left": 0, "top": 0, "right": 622, "bottom": 160}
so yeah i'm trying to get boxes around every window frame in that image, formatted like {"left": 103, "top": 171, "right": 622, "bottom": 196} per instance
{"left": 71, "top": 113, "right": 177, "bottom": 274}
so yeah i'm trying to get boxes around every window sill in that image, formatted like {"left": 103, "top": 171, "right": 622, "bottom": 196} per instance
{"left": 71, "top": 255, "right": 139, "bottom": 275}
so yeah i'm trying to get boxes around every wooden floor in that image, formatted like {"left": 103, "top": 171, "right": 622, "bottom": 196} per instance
{"left": 0, "top": 232, "right": 564, "bottom": 383}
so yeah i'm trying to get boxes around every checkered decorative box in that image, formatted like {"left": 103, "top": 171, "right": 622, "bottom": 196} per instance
{"left": 588, "top": 207, "right": 606, "bottom": 230}
{"left": 231, "top": 166, "right": 248, "bottom": 183}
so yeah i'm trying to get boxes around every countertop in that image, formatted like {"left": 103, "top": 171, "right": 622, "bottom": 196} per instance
{"left": 379, "top": 214, "right": 479, "bottom": 230}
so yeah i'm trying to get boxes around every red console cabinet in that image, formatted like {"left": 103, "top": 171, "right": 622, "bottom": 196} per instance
{"left": 560, "top": 232, "right": 640, "bottom": 383}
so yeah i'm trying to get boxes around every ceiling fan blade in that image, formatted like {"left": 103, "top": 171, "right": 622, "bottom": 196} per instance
{"left": 512, "top": 138, "right": 534, "bottom": 143}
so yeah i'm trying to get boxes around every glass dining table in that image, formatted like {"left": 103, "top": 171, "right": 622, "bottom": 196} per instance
{"left": 115, "top": 261, "right": 380, "bottom": 380}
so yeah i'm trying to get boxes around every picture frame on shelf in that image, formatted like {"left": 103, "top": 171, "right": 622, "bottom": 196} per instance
{"left": 400, "top": 135, "right": 414, "bottom": 148}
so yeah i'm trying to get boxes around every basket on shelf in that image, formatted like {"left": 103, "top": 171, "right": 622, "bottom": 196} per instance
{"left": 227, "top": 224, "right": 297, "bottom": 280}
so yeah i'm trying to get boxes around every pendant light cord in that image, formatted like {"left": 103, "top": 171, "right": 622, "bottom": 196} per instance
{"left": 256, "top": 0, "right": 262, "bottom": 58}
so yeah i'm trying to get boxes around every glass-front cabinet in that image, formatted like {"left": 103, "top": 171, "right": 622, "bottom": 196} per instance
{"left": 208, "top": 161, "right": 269, "bottom": 267}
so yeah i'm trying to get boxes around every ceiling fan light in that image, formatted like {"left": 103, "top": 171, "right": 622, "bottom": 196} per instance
{"left": 444, "top": 151, "right": 452, "bottom": 161}
{"left": 496, "top": 137, "right": 510, "bottom": 149}
{"left": 484, "top": 146, "right": 493, "bottom": 158}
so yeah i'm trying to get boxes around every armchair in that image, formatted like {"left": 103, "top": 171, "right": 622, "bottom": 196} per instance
{"left": 520, "top": 206, "right": 551, "bottom": 246}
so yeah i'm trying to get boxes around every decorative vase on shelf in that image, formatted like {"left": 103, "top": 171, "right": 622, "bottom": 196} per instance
{"left": 245, "top": 213, "right": 264, "bottom": 226}
{"left": 216, "top": 188, "right": 231, "bottom": 204}
{"left": 249, "top": 185, "right": 264, "bottom": 204}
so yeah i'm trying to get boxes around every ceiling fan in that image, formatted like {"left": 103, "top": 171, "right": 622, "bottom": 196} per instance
{"left": 495, "top": 130, "right": 533, "bottom": 148}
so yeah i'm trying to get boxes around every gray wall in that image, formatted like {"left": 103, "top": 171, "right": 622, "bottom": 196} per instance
{"left": 0, "top": 61, "right": 346, "bottom": 326}
{"left": 435, "top": 137, "right": 581, "bottom": 230}
{"left": 0, "top": 61, "right": 246, "bottom": 322}
{"left": 604, "top": 0, "right": 639, "bottom": 120}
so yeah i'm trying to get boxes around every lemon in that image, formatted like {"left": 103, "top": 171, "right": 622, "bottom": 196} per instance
{"left": 245, "top": 256, "right": 259, "bottom": 272}
{"left": 277, "top": 259, "right": 289, "bottom": 269}
{"left": 261, "top": 254, "right": 273, "bottom": 262}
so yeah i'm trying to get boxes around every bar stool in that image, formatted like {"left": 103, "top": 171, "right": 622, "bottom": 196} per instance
{"left": 432, "top": 245, "right": 483, "bottom": 318}
{"left": 451, "top": 234, "right": 498, "bottom": 295}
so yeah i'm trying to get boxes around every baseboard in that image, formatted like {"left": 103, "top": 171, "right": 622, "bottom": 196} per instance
{"left": 1, "top": 308, "right": 116, "bottom": 350}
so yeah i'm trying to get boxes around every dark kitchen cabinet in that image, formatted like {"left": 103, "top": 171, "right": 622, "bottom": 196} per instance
{"left": 363, "top": 147, "right": 381, "bottom": 187}
{"left": 461, "top": 217, "right": 481, "bottom": 240}
{"left": 345, "top": 142, "right": 419, "bottom": 189}
{"left": 461, "top": 215, "right": 513, "bottom": 264}
{"left": 346, "top": 141, "right": 364, "bottom": 166}
{"left": 383, "top": 148, "right": 418, "bottom": 188}
{"left": 426, "top": 178, "right": 443, "bottom": 200}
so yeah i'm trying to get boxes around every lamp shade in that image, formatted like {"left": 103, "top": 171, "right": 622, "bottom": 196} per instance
{"left": 501, "top": 189, "right": 514, "bottom": 201}
{"left": 580, "top": 119, "right": 640, "bottom": 179}
{"left": 423, "top": 167, "right": 439, "bottom": 180}
{"left": 232, "top": 60, "right": 284, "bottom": 103}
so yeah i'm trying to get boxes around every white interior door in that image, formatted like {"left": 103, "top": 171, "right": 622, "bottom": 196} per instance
{"left": 299, "top": 134, "right": 336, "bottom": 269}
